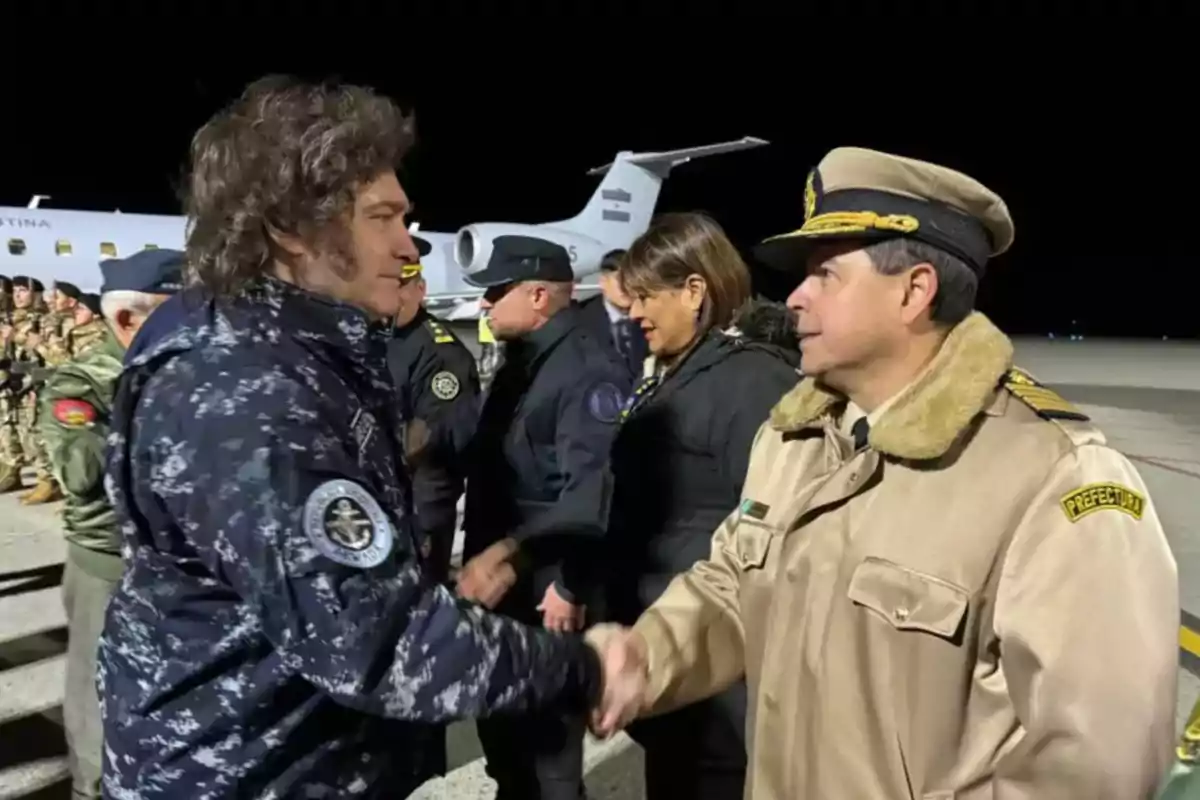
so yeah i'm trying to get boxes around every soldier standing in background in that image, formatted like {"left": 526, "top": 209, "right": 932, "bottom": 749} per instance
{"left": 384, "top": 237, "right": 481, "bottom": 782}
{"left": 42, "top": 283, "right": 61, "bottom": 333}
{"left": 16, "top": 279, "right": 87, "bottom": 505}
{"left": 0, "top": 276, "right": 47, "bottom": 497}
{"left": 0, "top": 278, "right": 9, "bottom": 410}
{"left": 40, "top": 281, "right": 82, "bottom": 365}
{"left": 0, "top": 276, "right": 10, "bottom": 319}
{"left": 0, "top": 277, "right": 11, "bottom": 482}
{"left": 38, "top": 251, "right": 184, "bottom": 800}
{"left": 65, "top": 294, "right": 108, "bottom": 358}
{"left": 39, "top": 282, "right": 69, "bottom": 358}
{"left": 386, "top": 236, "right": 480, "bottom": 583}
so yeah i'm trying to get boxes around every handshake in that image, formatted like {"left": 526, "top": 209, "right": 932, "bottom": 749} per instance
{"left": 584, "top": 623, "right": 650, "bottom": 739}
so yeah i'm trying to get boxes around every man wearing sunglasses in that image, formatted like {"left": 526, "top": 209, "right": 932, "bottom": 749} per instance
{"left": 458, "top": 235, "right": 631, "bottom": 800}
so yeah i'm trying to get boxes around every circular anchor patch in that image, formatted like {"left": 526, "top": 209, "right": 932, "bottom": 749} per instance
{"left": 302, "top": 479, "right": 394, "bottom": 568}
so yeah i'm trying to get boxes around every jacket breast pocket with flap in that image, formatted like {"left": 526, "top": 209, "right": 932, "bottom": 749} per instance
{"left": 847, "top": 556, "right": 970, "bottom": 641}
{"left": 724, "top": 516, "right": 779, "bottom": 572}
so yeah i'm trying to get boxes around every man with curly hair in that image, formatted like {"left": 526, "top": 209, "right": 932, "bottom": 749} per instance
{"left": 96, "top": 76, "right": 612, "bottom": 799}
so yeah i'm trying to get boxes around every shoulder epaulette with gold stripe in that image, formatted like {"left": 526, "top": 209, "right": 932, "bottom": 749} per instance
{"left": 1002, "top": 367, "right": 1089, "bottom": 422}
{"left": 424, "top": 319, "right": 455, "bottom": 344}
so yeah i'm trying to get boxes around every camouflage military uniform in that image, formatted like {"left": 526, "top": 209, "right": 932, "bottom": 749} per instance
{"left": 33, "top": 308, "right": 75, "bottom": 367}
{"left": 36, "top": 328, "right": 125, "bottom": 799}
{"left": 0, "top": 304, "right": 45, "bottom": 491}
{"left": 98, "top": 276, "right": 602, "bottom": 798}
{"left": 0, "top": 279, "right": 10, "bottom": 320}
{"left": 17, "top": 306, "right": 76, "bottom": 504}
{"left": 0, "top": 282, "right": 10, "bottom": 488}
{"left": 38, "top": 308, "right": 65, "bottom": 357}
{"left": 64, "top": 318, "right": 107, "bottom": 360}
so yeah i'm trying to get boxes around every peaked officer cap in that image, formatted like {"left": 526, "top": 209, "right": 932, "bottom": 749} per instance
{"left": 756, "top": 147, "right": 1014, "bottom": 277}
{"left": 464, "top": 235, "right": 575, "bottom": 288}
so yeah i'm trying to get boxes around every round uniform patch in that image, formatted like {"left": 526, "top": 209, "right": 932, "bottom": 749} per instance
{"left": 52, "top": 398, "right": 97, "bottom": 427}
{"left": 302, "top": 479, "right": 394, "bottom": 569}
{"left": 586, "top": 381, "right": 625, "bottom": 424}
{"left": 431, "top": 370, "right": 460, "bottom": 401}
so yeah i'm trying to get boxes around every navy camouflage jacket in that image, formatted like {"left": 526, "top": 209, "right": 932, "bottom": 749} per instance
{"left": 97, "top": 276, "right": 600, "bottom": 798}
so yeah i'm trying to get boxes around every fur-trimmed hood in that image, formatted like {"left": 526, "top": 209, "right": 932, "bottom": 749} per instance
{"left": 768, "top": 312, "right": 1014, "bottom": 460}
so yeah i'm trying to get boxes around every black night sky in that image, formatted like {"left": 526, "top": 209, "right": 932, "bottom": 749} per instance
{"left": 4, "top": 62, "right": 1193, "bottom": 339}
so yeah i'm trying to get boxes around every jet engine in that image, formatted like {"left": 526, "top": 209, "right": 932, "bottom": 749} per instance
{"left": 454, "top": 223, "right": 607, "bottom": 281}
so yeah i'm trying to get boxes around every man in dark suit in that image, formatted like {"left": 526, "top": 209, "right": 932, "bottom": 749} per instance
{"left": 577, "top": 250, "right": 648, "bottom": 383}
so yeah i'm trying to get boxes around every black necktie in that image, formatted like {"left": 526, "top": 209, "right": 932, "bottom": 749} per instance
{"left": 851, "top": 417, "right": 870, "bottom": 451}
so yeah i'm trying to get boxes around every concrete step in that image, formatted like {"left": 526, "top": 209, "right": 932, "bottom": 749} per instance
{"left": 0, "top": 585, "right": 65, "bottom": 653}
{"left": 0, "top": 756, "right": 70, "bottom": 800}
{"left": 0, "top": 656, "right": 64, "bottom": 725}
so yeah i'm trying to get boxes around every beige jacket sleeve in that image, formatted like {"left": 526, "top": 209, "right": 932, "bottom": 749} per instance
{"left": 632, "top": 505, "right": 747, "bottom": 716}
{"left": 992, "top": 440, "right": 1179, "bottom": 799}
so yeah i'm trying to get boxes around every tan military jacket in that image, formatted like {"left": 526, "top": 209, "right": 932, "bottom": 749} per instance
{"left": 634, "top": 312, "right": 1179, "bottom": 800}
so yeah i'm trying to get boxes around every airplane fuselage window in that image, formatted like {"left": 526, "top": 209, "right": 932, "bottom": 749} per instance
{"left": 55, "top": 239, "right": 73, "bottom": 256}
{"left": 7, "top": 238, "right": 26, "bottom": 256}
{"left": 101, "top": 242, "right": 118, "bottom": 257}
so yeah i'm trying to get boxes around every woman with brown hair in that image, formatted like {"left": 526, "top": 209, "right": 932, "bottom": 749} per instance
{"left": 602, "top": 212, "right": 801, "bottom": 800}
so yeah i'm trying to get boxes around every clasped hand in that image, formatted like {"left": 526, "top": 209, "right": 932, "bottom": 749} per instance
{"left": 585, "top": 624, "right": 649, "bottom": 739}
{"left": 456, "top": 538, "right": 519, "bottom": 608}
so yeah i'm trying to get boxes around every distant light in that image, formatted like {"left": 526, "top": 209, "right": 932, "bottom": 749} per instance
{"left": 1048, "top": 333, "right": 1055, "bottom": 339}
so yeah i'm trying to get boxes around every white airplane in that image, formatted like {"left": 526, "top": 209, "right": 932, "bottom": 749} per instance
{"left": 0, "top": 136, "right": 767, "bottom": 319}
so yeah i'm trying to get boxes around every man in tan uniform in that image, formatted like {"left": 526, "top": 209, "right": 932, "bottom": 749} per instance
{"left": 589, "top": 147, "right": 1180, "bottom": 799}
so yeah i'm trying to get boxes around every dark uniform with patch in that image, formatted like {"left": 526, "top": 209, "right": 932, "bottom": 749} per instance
{"left": 385, "top": 239, "right": 482, "bottom": 781}
{"left": 387, "top": 300, "right": 479, "bottom": 583}
{"left": 463, "top": 236, "right": 632, "bottom": 800}
{"left": 97, "top": 275, "right": 602, "bottom": 799}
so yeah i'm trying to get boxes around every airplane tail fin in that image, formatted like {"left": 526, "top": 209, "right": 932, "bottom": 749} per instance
{"left": 555, "top": 136, "right": 768, "bottom": 250}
